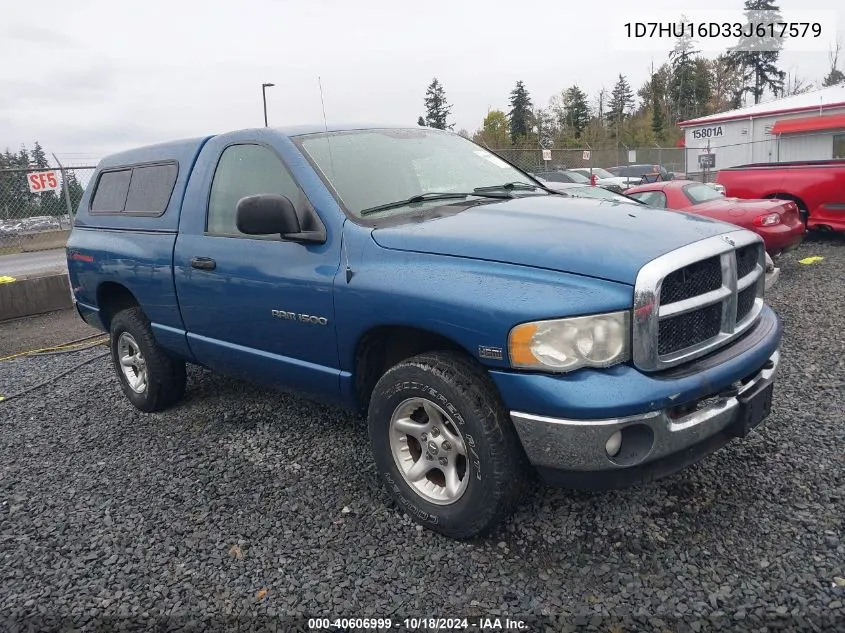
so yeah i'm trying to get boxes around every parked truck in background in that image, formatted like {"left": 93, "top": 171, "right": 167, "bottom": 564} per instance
{"left": 715, "top": 159, "right": 845, "bottom": 232}
{"left": 66, "top": 125, "right": 783, "bottom": 538}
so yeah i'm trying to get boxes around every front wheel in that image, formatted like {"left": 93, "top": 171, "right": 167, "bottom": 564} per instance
{"left": 367, "top": 351, "right": 531, "bottom": 539}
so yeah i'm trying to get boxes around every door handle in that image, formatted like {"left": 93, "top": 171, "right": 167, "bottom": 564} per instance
{"left": 190, "top": 257, "right": 216, "bottom": 271}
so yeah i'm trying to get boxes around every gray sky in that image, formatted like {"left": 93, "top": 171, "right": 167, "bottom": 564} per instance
{"left": 1, "top": 0, "right": 842, "bottom": 163}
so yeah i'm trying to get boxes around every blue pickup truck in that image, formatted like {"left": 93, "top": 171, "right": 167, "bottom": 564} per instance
{"left": 66, "top": 125, "right": 782, "bottom": 538}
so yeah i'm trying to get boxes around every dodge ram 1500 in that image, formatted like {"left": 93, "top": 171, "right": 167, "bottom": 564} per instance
{"left": 67, "top": 125, "right": 783, "bottom": 538}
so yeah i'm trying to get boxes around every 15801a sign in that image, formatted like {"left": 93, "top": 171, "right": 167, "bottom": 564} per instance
{"left": 691, "top": 126, "right": 724, "bottom": 140}
{"left": 27, "top": 171, "right": 60, "bottom": 193}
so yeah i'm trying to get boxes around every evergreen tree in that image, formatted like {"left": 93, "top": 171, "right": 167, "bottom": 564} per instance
{"left": 607, "top": 74, "right": 634, "bottom": 129}
{"left": 651, "top": 91, "right": 665, "bottom": 138}
{"left": 0, "top": 142, "right": 76, "bottom": 220}
{"left": 0, "top": 151, "right": 12, "bottom": 221}
{"left": 667, "top": 18, "right": 697, "bottom": 122}
{"left": 417, "top": 116, "right": 426, "bottom": 126}
{"left": 31, "top": 141, "right": 49, "bottom": 169}
{"left": 18, "top": 146, "right": 32, "bottom": 174}
{"left": 637, "top": 66, "right": 669, "bottom": 136}
{"left": 507, "top": 81, "right": 533, "bottom": 143}
{"left": 727, "top": 0, "right": 786, "bottom": 104}
{"left": 423, "top": 78, "right": 453, "bottom": 130}
{"left": 666, "top": 20, "right": 711, "bottom": 123}
{"left": 562, "top": 85, "right": 591, "bottom": 138}
{"left": 61, "top": 171, "right": 85, "bottom": 212}
{"left": 636, "top": 65, "right": 667, "bottom": 114}
{"left": 4, "top": 147, "right": 37, "bottom": 217}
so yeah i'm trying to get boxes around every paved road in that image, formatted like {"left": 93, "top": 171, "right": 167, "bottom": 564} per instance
{"left": 0, "top": 250, "right": 66, "bottom": 279}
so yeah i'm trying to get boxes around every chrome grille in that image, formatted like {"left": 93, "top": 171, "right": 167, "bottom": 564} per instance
{"left": 633, "top": 231, "right": 766, "bottom": 371}
{"left": 736, "top": 285, "right": 757, "bottom": 322}
{"left": 658, "top": 303, "right": 722, "bottom": 356}
{"left": 736, "top": 244, "right": 759, "bottom": 278}
{"left": 659, "top": 256, "right": 722, "bottom": 304}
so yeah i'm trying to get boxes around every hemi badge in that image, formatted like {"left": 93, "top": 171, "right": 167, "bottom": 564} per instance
{"left": 478, "top": 346, "right": 503, "bottom": 361}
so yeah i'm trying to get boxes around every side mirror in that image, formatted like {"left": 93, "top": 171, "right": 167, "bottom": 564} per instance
{"left": 235, "top": 194, "right": 327, "bottom": 244}
{"left": 236, "top": 194, "right": 300, "bottom": 236}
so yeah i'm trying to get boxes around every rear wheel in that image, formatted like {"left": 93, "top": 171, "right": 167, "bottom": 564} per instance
{"left": 109, "top": 307, "right": 186, "bottom": 412}
{"left": 368, "top": 351, "right": 531, "bottom": 539}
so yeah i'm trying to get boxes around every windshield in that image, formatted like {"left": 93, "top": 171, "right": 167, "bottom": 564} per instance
{"left": 683, "top": 183, "right": 724, "bottom": 204}
{"left": 296, "top": 128, "right": 546, "bottom": 217}
{"left": 563, "top": 171, "right": 590, "bottom": 183}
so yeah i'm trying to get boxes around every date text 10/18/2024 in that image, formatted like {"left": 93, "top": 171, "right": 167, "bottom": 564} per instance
{"left": 308, "top": 617, "right": 527, "bottom": 630}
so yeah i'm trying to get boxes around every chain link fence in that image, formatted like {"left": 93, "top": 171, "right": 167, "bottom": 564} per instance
{"left": 488, "top": 146, "right": 686, "bottom": 176}
{"left": 0, "top": 165, "right": 95, "bottom": 254}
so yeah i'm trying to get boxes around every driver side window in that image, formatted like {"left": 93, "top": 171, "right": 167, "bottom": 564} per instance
{"left": 207, "top": 144, "right": 304, "bottom": 237}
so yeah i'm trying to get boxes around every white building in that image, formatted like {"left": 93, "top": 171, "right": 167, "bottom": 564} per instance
{"left": 679, "top": 84, "right": 845, "bottom": 173}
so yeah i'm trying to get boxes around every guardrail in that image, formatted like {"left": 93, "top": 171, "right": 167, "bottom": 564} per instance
{"left": 0, "top": 229, "right": 72, "bottom": 254}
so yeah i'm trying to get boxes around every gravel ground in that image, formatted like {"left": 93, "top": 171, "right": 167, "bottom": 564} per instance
{"left": 0, "top": 234, "right": 843, "bottom": 632}
{"left": 0, "top": 308, "right": 99, "bottom": 358}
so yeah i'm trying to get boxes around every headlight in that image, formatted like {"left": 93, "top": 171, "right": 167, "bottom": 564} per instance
{"left": 508, "top": 311, "right": 631, "bottom": 372}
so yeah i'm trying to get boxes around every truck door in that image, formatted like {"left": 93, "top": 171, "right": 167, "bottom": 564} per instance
{"left": 173, "top": 135, "right": 342, "bottom": 401}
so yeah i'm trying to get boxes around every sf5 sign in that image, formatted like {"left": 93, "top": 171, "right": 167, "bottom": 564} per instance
{"left": 27, "top": 171, "right": 60, "bottom": 193}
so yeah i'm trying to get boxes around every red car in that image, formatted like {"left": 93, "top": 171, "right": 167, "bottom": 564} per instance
{"left": 716, "top": 160, "right": 845, "bottom": 232}
{"left": 625, "top": 180, "right": 805, "bottom": 255}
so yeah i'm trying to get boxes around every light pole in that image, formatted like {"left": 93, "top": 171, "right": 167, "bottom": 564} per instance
{"left": 262, "top": 83, "right": 275, "bottom": 127}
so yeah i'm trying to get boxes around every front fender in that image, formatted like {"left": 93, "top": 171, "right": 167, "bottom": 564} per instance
{"left": 333, "top": 225, "right": 635, "bottom": 378}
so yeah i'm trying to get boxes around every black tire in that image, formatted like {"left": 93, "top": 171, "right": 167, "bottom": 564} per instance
{"left": 796, "top": 202, "right": 809, "bottom": 228}
{"left": 109, "top": 307, "right": 186, "bottom": 412}
{"left": 367, "top": 351, "right": 531, "bottom": 539}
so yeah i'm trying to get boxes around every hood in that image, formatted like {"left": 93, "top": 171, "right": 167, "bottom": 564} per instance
{"left": 370, "top": 195, "right": 736, "bottom": 285}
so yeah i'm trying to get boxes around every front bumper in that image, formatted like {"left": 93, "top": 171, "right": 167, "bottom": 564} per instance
{"left": 764, "top": 252, "right": 779, "bottom": 291}
{"left": 509, "top": 346, "right": 780, "bottom": 487}
{"left": 764, "top": 266, "right": 780, "bottom": 291}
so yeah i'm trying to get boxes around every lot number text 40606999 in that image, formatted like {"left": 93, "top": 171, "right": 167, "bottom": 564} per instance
{"left": 307, "top": 616, "right": 528, "bottom": 630}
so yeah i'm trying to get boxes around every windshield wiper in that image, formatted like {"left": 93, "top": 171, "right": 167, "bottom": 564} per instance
{"left": 473, "top": 181, "right": 540, "bottom": 193}
{"left": 360, "top": 191, "right": 510, "bottom": 216}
